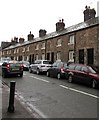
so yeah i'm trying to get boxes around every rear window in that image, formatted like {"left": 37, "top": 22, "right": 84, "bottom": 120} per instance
{"left": 10, "top": 63, "right": 21, "bottom": 67}
{"left": 43, "top": 61, "right": 52, "bottom": 64}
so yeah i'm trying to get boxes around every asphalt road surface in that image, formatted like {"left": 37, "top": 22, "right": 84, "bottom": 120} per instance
{"left": 1, "top": 71, "right": 99, "bottom": 118}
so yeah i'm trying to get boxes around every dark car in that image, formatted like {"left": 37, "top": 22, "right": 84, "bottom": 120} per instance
{"left": 1, "top": 61, "right": 23, "bottom": 78}
{"left": 20, "top": 61, "right": 30, "bottom": 71}
{"left": 46, "top": 61, "right": 67, "bottom": 79}
{"left": 65, "top": 64, "right": 99, "bottom": 89}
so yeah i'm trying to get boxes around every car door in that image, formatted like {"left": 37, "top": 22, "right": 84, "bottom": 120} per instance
{"left": 50, "top": 62, "right": 58, "bottom": 77}
{"left": 74, "top": 65, "right": 82, "bottom": 82}
{"left": 80, "top": 66, "right": 90, "bottom": 84}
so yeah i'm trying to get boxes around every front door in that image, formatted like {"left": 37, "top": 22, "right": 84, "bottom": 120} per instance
{"left": 79, "top": 49, "right": 84, "bottom": 64}
{"left": 87, "top": 48, "right": 94, "bottom": 65}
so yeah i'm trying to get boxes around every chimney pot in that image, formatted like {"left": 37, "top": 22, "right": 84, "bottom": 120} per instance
{"left": 39, "top": 29, "right": 47, "bottom": 37}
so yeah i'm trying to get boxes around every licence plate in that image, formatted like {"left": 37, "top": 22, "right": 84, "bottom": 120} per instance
{"left": 12, "top": 68, "right": 19, "bottom": 70}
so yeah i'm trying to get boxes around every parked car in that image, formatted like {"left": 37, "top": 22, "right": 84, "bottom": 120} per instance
{"left": 20, "top": 61, "right": 30, "bottom": 71}
{"left": 46, "top": 61, "right": 67, "bottom": 79}
{"left": 1, "top": 57, "right": 11, "bottom": 62}
{"left": 1, "top": 61, "right": 23, "bottom": 78}
{"left": 29, "top": 60, "right": 52, "bottom": 74}
{"left": 65, "top": 64, "right": 99, "bottom": 89}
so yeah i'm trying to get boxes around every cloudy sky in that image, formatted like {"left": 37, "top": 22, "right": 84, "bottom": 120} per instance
{"left": 0, "top": 0, "right": 98, "bottom": 45}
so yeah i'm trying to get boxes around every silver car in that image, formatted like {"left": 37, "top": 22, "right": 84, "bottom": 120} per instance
{"left": 29, "top": 60, "right": 52, "bottom": 74}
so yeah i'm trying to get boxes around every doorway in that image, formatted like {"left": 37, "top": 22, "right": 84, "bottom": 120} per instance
{"left": 87, "top": 48, "right": 94, "bottom": 65}
{"left": 79, "top": 49, "right": 84, "bottom": 64}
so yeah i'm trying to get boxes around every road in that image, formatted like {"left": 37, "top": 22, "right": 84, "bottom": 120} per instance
{"left": 1, "top": 71, "right": 99, "bottom": 118}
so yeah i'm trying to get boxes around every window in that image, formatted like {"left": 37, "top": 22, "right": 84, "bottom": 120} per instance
{"left": 68, "top": 35, "right": 74, "bottom": 44}
{"left": 26, "top": 56, "right": 29, "bottom": 61}
{"left": 41, "top": 43, "right": 45, "bottom": 49}
{"left": 7, "top": 51, "right": 9, "bottom": 55}
{"left": 56, "top": 39, "right": 62, "bottom": 47}
{"left": 42, "top": 54, "right": 45, "bottom": 60}
{"left": 35, "top": 44, "right": 39, "bottom": 50}
{"left": 81, "top": 66, "right": 88, "bottom": 72}
{"left": 22, "top": 56, "right": 25, "bottom": 61}
{"left": 69, "top": 64, "right": 75, "bottom": 70}
{"left": 22, "top": 48, "right": 25, "bottom": 52}
{"left": 9, "top": 50, "right": 11, "bottom": 54}
{"left": 69, "top": 51, "right": 74, "bottom": 62}
{"left": 14, "top": 49, "right": 17, "bottom": 54}
{"left": 36, "top": 54, "right": 39, "bottom": 60}
{"left": 27, "top": 46, "right": 30, "bottom": 51}
{"left": 56, "top": 52, "right": 61, "bottom": 60}
{"left": 75, "top": 65, "right": 81, "bottom": 71}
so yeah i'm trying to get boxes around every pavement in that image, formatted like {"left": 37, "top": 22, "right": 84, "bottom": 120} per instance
{"left": 1, "top": 80, "right": 40, "bottom": 120}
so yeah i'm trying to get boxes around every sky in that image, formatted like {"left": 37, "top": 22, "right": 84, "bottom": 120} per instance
{"left": 0, "top": 0, "right": 98, "bottom": 45}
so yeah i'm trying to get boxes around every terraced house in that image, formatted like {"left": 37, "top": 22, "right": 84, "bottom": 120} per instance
{"left": 1, "top": 6, "right": 99, "bottom": 65}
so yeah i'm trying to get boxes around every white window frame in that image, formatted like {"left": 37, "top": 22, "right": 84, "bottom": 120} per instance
{"left": 22, "top": 48, "right": 25, "bottom": 52}
{"left": 41, "top": 43, "right": 45, "bottom": 49}
{"left": 56, "top": 52, "right": 61, "bottom": 60}
{"left": 42, "top": 54, "right": 45, "bottom": 60}
{"left": 68, "top": 35, "right": 74, "bottom": 45}
{"left": 69, "top": 51, "right": 74, "bottom": 62}
{"left": 14, "top": 49, "right": 17, "bottom": 54}
{"left": 17, "top": 48, "right": 19, "bottom": 53}
{"left": 36, "top": 54, "right": 39, "bottom": 60}
{"left": 27, "top": 46, "right": 30, "bottom": 51}
{"left": 7, "top": 51, "right": 9, "bottom": 55}
{"left": 35, "top": 44, "right": 39, "bottom": 50}
{"left": 56, "top": 38, "right": 62, "bottom": 47}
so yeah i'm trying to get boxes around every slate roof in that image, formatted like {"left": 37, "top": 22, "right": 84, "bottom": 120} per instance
{"left": 4, "top": 16, "right": 99, "bottom": 50}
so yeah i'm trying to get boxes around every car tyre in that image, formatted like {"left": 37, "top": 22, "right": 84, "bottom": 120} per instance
{"left": 47, "top": 71, "right": 50, "bottom": 77}
{"left": 2, "top": 71, "right": 7, "bottom": 78}
{"left": 92, "top": 79, "right": 97, "bottom": 89}
{"left": 20, "top": 73, "right": 23, "bottom": 77}
{"left": 29, "top": 68, "right": 32, "bottom": 73}
{"left": 36, "top": 69, "right": 40, "bottom": 75}
{"left": 68, "top": 75, "right": 73, "bottom": 83}
{"left": 57, "top": 73, "right": 61, "bottom": 79}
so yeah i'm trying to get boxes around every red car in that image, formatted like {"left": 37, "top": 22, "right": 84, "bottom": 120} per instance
{"left": 65, "top": 64, "right": 99, "bottom": 89}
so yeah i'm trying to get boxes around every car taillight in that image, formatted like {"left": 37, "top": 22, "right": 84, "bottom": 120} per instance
{"left": 6, "top": 64, "right": 10, "bottom": 69}
{"left": 41, "top": 65, "right": 46, "bottom": 67}
{"left": 20, "top": 64, "right": 24, "bottom": 69}
{"left": 61, "top": 67, "right": 64, "bottom": 71}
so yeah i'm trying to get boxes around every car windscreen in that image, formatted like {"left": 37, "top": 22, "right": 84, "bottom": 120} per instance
{"left": 10, "top": 63, "right": 21, "bottom": 67}
{"left": 43, "top": 61, "right": 52, "bottom": 64}
{"left": 22, "top": 61, "right": 30, "bottom": 65}
{"left": 89, "top": 66, "right": 99, "bottom": 74}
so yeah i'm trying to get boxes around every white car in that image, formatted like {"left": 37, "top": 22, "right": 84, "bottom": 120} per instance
{"left": 29, "top": 60, "right": 52, "bottom": 74}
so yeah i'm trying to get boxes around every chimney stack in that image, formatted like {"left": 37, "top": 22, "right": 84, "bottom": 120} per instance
{"left": 27, "top": 31, "right": 34, "bottom": 41}
{"left": 39, "top": 29, "right": 47, "bottom": 37}
{"left": 83, "top": 6, "right": 96, "bottom": 21}
{"left": 19, "top": 38, "right": 25, "bottom": 43}
{"left": 56, "top": 19, "right": 65, "bottom": 31}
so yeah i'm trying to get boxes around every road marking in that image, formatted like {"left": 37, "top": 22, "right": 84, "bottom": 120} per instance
{"left": 30, "top": 76, "right": 49, "bottom": 83}
{"left": 60, "top": 85, "right": 99, "bottom": 99}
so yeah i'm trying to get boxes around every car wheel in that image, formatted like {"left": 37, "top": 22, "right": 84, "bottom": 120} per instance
{"left": 68, "top": 75, "right": 73, "bottom": 83}
{"left": 92, "top": 79, "right": 97, "bottom": 89}
{"left": 36, "top": 69, "right": 40, "bottom": 75}
{"left": 29, "top": 68, "right": 32, "bottom": 73}
{"left": 2, "top": 71, "right": 7, "bottom": 78}
{"left": 46, "top": 71, "right": 50, "bottom": 77}
{"left": 57, "top": 73, "right": 61, "bottom": 79}
{"left": 20, "top": 73, "right": 23, "bottom": 77}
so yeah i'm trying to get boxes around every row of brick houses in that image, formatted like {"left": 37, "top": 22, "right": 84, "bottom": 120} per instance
{"left": 1, "top": 6, "right": 99, "bottom": 65}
